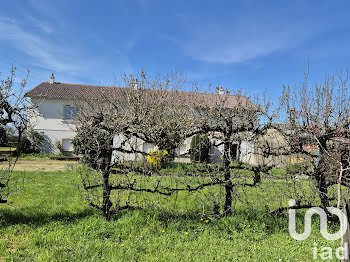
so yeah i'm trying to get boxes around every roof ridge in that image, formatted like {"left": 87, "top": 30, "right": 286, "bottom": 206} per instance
{"left": 45, "top": 81, "right": 124, "bottom": 89}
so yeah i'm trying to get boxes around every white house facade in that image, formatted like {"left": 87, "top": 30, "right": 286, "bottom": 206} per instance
{"left": 28, "top": 98, "right": 77, "bottom": 153}
{"left": 25, "top": 75, "right": 256, "bottom": 164}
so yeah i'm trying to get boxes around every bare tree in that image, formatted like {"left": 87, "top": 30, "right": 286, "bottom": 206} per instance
{"left": 112, "top": 71, "right": 195, "bottom": 159}
{"left": 277, "top": 68, "right": 350, "bottom": 211}
{"left": 0, "top": 67, "right": 29, "bottom": 203}
{"left": 73, "top": 69, "right": 277, "bottom": 220}
{"left": 190, "top": 87, "right": 273, "bottom": 215}
{"left": 73, "top": 70, "right": 199, "bottom": 220}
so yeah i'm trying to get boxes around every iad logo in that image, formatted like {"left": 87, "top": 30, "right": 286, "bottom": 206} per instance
{"left": 288, "top": 199, "right": 348, "bottom": 241}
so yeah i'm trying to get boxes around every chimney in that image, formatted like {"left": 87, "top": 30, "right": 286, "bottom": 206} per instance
{"left": 49, "top": 73, "right": 55, "bottom": 84}
{"left": 130, "top": 79, "right": 138, "bottom": 90}
{"left": 215, "top": 86, "right": 224, "bottom": 95}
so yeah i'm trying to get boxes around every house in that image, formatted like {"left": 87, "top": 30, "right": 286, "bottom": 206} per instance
{"left": 25, "top": 74, "right": 257, "bottom": 164}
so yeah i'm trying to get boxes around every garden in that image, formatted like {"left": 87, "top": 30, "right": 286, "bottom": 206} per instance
{"left": 0, "top": 164, "right": 341, "bottom": 261}
{"left": 1, "top": 68, "right": 350, "bottom": 261}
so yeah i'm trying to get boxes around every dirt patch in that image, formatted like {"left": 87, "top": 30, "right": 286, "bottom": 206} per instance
{"left": 0, "top": 159, "right": 77, "bottom": 171}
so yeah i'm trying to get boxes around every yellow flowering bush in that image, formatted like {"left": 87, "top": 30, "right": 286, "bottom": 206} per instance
{"left": 147, "top": 150, "right": 168, "bottom": 168}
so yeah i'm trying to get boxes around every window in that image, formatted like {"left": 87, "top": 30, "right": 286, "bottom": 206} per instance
{"left": 64, "top": 105, "right": 78, "bottom": 120}
{"left": 62, "top": 139, "right": 73, "bottom": 151}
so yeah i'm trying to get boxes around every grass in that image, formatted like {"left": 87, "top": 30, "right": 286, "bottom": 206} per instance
{"left": 18, "top": 152, "right": 58, "bottom": 159}
{"left": 0, "top": 167, "right": 343, "bottom": 261}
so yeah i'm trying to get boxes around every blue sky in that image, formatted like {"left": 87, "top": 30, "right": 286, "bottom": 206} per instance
{"left": 1, "top": 0, "right": 350, "bottom": 101}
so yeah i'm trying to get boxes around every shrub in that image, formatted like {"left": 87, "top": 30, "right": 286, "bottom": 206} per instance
{"left": 286, "top": 163, "right": 305, "bottom": 174}
{"left": 190, "top": 134, "right": 210, "bottom": 163}
{"left": 0, "top": 126, "right": 8, "bottom": 146}
{"left": 17, "top": 129, "right": 44, "bottom": 154}
{"left": 147, "top": 150, "right": 168, "bottom": 168}
{"left": 55, "top": 141, "right": 65, "bottom": 154}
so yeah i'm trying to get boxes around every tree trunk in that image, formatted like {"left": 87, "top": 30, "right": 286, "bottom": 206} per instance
{"left": 253, "top": 171, "right": 261, "bottom": 185}
{"left": 315, "top": 151, "right": 329, "bottom": 211}
{"left": 317, "top": 171, "right": 329, "bottom": 209}
{"left": 102, "top": 142, "right": 113, "bottom": 221}
{"left": 102, "top": 170, "right": 112, "bottom": 221}
{"left": 223, "top": 140, "right": 233, "bottom": 216}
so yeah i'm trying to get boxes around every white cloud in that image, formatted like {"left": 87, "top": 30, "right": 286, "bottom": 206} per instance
{"left": 28, "top": 16, "right": 53, "bottom": 34}
{"left": 178, "top": 12, "right": 332, "bottom": 64}
{"left": 0, "top": 16, "right": 81, "bottom": 73}
{"left": 0, "top": 15, "right": 137, "bottom": 87}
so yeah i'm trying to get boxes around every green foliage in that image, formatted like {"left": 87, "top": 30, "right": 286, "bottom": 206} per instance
{"left": 55, "top": 141, "right": 65, "bottom": 155}
{"left": 286, "top": 163, "right": 305, "bottom": 174}
{"left": 159, "top": 162, "right": 194, "bottom": 174}
{"left": 17, "top": 128, "right": 44, "bottom": 154}
{"left": 190, "top": 134, "right": 210, "bottom": 163}
{"left": 0, "top": 126, "right": 18, "bottom": 147}
{"left": 19, "top": 152, "right": 58, "bottom": 159}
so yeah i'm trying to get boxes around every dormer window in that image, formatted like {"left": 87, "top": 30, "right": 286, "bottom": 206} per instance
{"left": 64, "top": 105, "right": 78, "bottom": 120}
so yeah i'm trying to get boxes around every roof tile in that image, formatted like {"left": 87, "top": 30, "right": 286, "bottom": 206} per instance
{"left": 25, "top": 82, "right": 254, "bottom": 109}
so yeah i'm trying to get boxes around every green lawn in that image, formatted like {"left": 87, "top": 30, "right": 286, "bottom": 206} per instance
{"left": 0, "top": 169, "right": 343, "bottom": 261}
